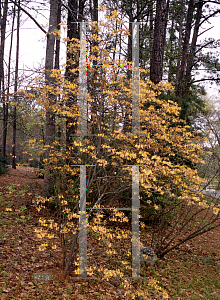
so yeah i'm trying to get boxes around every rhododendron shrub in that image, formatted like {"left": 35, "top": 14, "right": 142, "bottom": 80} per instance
{"left": 21, "top": 9, "right": 220, "bottom": 298}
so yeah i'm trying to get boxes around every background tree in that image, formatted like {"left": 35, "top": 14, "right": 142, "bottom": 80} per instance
{"left": 65, "top": 0, "right": 81, "bottom": 148}
{"left": 102, "top": 0, "right": 220, "bottom": 127}
{"left": 1, "top": 0, "right": 8, "bottom": 158}
{"left": 12, "top": 0, "right": 20, "bottom": 169}
{"left": 150, "top": 0, "right": 169, "bottom": 84}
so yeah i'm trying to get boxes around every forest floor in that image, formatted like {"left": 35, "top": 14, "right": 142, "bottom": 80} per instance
{"left": 0, "top": 166, "right": 220, "bottom": 299}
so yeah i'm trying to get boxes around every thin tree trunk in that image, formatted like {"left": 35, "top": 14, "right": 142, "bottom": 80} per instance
{"left": 54, "top": 0, "right": 61, "bottom": 70}
{"left": 63, "top": 0, "right": 86, "bottom": 278}
{"left": 162, "top": 0, "right": 170, "bottom": 54}
{"left": 4, "top": 3, "right": 15, "bottom": 159}
{"left": 184, "top": 0, "right": 203, "bottom": 95}
{"left": 12, "top": 0, "right": 20, "bottom": 169}
{"left": 90, "top": 0, "right": 98, "bottom": 135}
{"left": 0, "top": 0, "right": 8, "bottom": 90}
{"left": 42, "top": 0, "right": 58, "bottom": 197}
{"left": 168, "top": 18, "right": 175, "bottom": 82}
{"left": 176, "top": 0, "right": 195, "bottom": 97}
{"left": 65, "top": 0, "right": 79, "bottom": 150}
{"left": 1, "top": 0, "right": 8, "bottom": 157}
{"left": 123, "top": 13, "right": 132, "bottom": 133}
{"left": 127, "top": 14, "right": 133, "bottom": 75}
{"left": 175, "top": 0, "right": 184, "bottom": 83}
{"left": 55, "top": 0, "right": 61, "bottom": 149}
{"left": 149, "top": 0, "right": 154, "bottom": 63}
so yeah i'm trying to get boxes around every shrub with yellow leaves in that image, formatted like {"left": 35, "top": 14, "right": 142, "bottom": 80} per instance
{"left": 24, "top": 7, "right": 220, "bottom": 299}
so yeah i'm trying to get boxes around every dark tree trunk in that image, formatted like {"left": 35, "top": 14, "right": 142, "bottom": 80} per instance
{"left": 184, "top": 0, "right": 203, "bottom": 95}
{"left": 12, "top": 0, "right": 20, "bottom": 169}
{"left": 3, "top": 4, "right": 15, "bottom": 158}
{"left": 150, "top": 0, "right": 168, "bottom": 84}
{"left": 54, "top": 0, "right": 61, "bottom": 70}
{"left": 162, "top": 0, "right": 170, "bottom": 54}
{"left": 1, "top": 0, "right": 8, "bottom": 157}
{"left": 168, "top": 18, "right": 175, "bottom": 83}
{"left": 92, "top": 0, "right": 98, "bottom": 22}
{"left": 149, "top": 0, "right": 154, "bottom": 62}
{"left": 65, "top": 0, "right": 79, "bottom": 149}
{"left": 123, "top": 13, "right": 133, "bottom": 134}
{"left": 43, "top": 0, "right": 58, "bottom": 197}
{"left": 64, "top": 0, "right": 87, "bottom": 279}
{"left": 175, "top": 0, "right": 184, "bottom": 83}
{"left": 65, "top": 0, "right": 86, "bottom": 147}
{"left": 90, "top": 0, "right": 98, "bottom": 135}
{"left": 176, "top": 0, "right": 195, "bottom": 97}
{"left": 127, "top": 14, "right": 133, "bottom": 71}
{"left": 55, "top": 0, "right": 61, "bottom": 149}
{"left": 0, "top": 0, "right": 7, "bottom": 91}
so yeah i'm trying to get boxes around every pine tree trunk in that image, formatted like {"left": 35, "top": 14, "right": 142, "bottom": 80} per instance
{"left": 176, "top": 0, "right": 195, "bottom": 97}
{"left": 184, "top": 0, "right": 203, "bottom": 95}
{"left": 150, "top": 0, "right": 168, "bottom": 84}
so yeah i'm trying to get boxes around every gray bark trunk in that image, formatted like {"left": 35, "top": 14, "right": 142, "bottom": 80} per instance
{"left": 12, "top": 0, "right": 20, "bottom": 169}
{"left": 43, "top": 0, "right": 58, "bottom": 197}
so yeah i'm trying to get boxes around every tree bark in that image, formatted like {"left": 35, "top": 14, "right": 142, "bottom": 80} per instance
{"left": 149, "top": 0, "right": 154, "bottom": 64}
{"left": 90, "top": 0, "right": 98, "bottom": 135}
{"left": 176, "top": 0, "right": 195, "bottom": 97}
{"left": 12, "top": 0, "right": 20, "bottom": 169}
{"left": 150, "top": 0, "right": 168, "bottom": 84}
{"left": 123, "top": 13, "right": 133, "bottom": 133}
{"left": 63, "top": 0, "right": 86, "bottom": 278}
{"left": 167, "top": 18, "right": 175, "bottom": 83}
{"left": 175, "top": 0, "right": 184, "bottom": 84}
{"left": 3, "top": 3, "right": 15, "bottom": 159}
{"left": 0, "top": 0, "right": 8, "bottom": 90}
{"left": 65, "top": 0, "right": 79, "bottom": 149}
{"left": 1, "top": 0, "right": 8, "bottom": 157}
{"left": 184, "top": 0, "right": 203, "bottom": 95}
{"left": 54, "top": 0, "right": 61, "bottom": 70}
{"left": 42, "top": 0, "right": 58, "bottom": 197}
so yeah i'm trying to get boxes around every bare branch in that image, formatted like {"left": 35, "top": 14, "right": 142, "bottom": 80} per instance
{"left": 9, "top": 0, "right": 47, "bottom": 34}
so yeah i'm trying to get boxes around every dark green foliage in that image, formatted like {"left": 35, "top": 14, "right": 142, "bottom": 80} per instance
{"left": 158, "top": 90, "right": 206, "bottom": 129}
{"left": 197, "top": 51, "right": 220, "bottom": 80}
